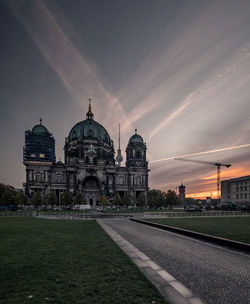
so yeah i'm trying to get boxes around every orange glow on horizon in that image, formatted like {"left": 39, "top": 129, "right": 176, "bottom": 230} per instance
{"left": 186, "top": 191, "right": 218, "bottom": 200}
{"left": 186, "top": 167, "right": 250, "bottom": 199}
{"left": 201, "top": 167, "right": 250, "bottom": 181}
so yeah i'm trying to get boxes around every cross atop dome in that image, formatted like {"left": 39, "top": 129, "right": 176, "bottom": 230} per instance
{"left": 86, "top": 98, "right": 94, "bottom": 120}
{"left": 135, "top": 128, "right": 137, "bottom": 134}
{"left": 40, "top": 117, "right": 42, "bottom": 125}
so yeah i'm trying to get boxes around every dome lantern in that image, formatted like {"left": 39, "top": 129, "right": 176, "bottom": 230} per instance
{"left": 86, "top": 98, "right": 94, "bottom": 120}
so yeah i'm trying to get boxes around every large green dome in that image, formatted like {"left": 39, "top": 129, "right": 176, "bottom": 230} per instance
{"left": 68, "top": 119, "right": 111, "bottom": 145}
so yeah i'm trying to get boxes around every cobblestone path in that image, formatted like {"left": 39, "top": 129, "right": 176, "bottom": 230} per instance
{"left": 102, "top": 218, "right": 250, "bottom": 304}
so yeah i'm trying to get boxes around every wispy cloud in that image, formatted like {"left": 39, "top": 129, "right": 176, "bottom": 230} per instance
{"left": 5, "top": 0, "right": 250, "bottom": 195}
{"left": 150, "top": 143, "right": 250, "bottom": 164}
{"left": 147, "top": 92, "right": 195, "bottom": 141}
{"left": 116, "top": 1, "right": 250, "bottom": 150}
{"left": 6, "top": 0, "right": 129, "bottom": 133}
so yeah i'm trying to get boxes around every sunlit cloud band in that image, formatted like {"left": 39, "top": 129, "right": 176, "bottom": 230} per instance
{"left": 150, "top": 143, "right": 250, "bottom": 164}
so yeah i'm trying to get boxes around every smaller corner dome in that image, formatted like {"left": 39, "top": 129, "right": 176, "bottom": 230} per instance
{"left": 128, "top": 133, "right": 143, "bottom": 144}
{"left": 32, "top": 124, "right": 49, "bottom": 134}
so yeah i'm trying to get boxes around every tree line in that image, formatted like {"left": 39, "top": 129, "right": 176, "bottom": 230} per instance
{"left": 0, "top": 183, "right": 180, "bottom": 210}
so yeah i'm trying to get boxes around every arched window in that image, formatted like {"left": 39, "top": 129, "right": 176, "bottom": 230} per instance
{"left": 119, "top": 176, "right": 124, "bottom": 185}
{"left": 70, "top": 175, "right": 74, "bottom": 184}
{"left": 36, "top": 172, "right": 42, "bottom": 182}
{"left": 88, "top": 129, "right": 93, "bottom": 137}
{"left": 56, "top": 174, "right": 62, "bottom": 183}
{"left": 135, "top": 176, "right": 141, "bottom": 186}
{"left": 72, "top": 130, "right": 77, "bottom": 139}
{"left": 136, "top": 151, "right": 141, "bottom": 159}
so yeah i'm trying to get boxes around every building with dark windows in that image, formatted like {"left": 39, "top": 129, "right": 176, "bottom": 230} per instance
{"left": 221, "top": 175, "right": 250, "bottom": 205}
{"left": 23, "top": 102, "right": 149, "bottom": 206}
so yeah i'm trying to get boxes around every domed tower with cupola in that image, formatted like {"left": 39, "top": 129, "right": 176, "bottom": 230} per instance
{"left": 126, "top": 129, "right": 147, "bottom": 168}
{"left": 23, "top": 118, "right": 55, "bottom": 163}
{"left": 23, "top": 119, "right": 57, "bottom": 198}
{"left": 125, "top": 128, "right": 148, "bottom": 205}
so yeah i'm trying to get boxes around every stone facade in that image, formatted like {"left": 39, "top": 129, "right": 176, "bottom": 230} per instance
{"left": 24, "top": 104, "right": 149, "bottom": 206}
{"left": 221, "top": 175, "right": 250, "bottom": 205}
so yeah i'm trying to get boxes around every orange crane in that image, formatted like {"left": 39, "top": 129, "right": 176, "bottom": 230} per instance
{"left": 174, "top": 158, "right": 231, "bottom": 201}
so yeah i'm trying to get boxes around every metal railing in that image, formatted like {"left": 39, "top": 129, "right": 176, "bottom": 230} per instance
{"left": 144, "top": 211, "right": 250, "bottom": 218}
{"left": 0, "top": 211, "right": 131, "bottom": 219}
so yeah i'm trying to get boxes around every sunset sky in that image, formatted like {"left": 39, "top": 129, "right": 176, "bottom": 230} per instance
{"left": 1, "top": 0, "right": 250, "bottom": 198}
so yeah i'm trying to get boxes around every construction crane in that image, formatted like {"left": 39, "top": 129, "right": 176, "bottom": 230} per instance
{"left": 174, "top": 158, "right": 231, "bottom": 201}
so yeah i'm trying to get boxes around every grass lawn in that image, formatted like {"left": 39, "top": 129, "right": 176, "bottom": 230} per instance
{"left": 146, "top": 217, "right": 250, "bottom": 244}
{"left": 0, "top": 218, "right": 168, "bottom": 304}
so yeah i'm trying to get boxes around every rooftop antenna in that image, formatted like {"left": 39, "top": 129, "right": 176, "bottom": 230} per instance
{"left": 119, "top": 124, "right": 121, "bottom": 148}
{"left": 116, "top": 123, "right": 123, "bottom": 166}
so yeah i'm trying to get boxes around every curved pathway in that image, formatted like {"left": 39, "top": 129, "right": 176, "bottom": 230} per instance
{"left": 101, "top": 218, "right": 250, "bottom": 304}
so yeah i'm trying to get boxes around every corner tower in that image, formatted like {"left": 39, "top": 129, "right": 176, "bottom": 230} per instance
{"left": 126, "top": 129, "right": 147, "bottom": 168}
{"left": 126, "top": 129, "right": 148, "bottom": 205}
{"left": 23, "top": 119, "right": 55, "bottom": 163}
{"left": 23, "top": 119, "right": 56, "bottom": 198}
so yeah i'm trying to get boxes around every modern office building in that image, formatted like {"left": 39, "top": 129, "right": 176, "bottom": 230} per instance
{"left": 221, "top": 175, "right": 250, "bottom": 205}
{"left": 23, "top": 102, "right": 149, "bottom": 206}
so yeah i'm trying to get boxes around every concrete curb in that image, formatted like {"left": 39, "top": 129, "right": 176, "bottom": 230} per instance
{"left": 98, "top": 220, "right": 204, "bottom": 304}
{"left": 130, "top": 218, "right": 250, "bottom": 253}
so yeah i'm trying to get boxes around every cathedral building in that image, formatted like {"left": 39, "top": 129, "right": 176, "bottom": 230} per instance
{"left": 23, "top": 102, "right": 149, "bottom": 206}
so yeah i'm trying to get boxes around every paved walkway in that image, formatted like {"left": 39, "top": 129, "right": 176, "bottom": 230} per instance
{"left": 98, "top": 218, "right": 250, "bottom": 304}
{"left": 98, "top": 220, "right": 203, "bottom": 304}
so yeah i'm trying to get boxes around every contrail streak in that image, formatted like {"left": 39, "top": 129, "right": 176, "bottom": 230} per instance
{"left": 150, "top": 143, "right": 250, "bottom": 164}
{"left": 6, "top": 0, "right": 129, "bottom": 131}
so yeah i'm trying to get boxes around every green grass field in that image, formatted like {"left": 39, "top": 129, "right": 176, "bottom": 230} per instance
{"left": 0, "top": 218, "right": 167, "bottom": 304}
{"left": 146, "top": 217, "right": 250, "bottom": 244}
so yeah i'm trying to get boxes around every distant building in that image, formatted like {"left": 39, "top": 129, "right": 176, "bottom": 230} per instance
{"left": 23, "top": 102, "right": 149, "bottom": 206}
{"left": 221, "top": 175, "right": 250, "bottom": 205}
{"left": 178, "top": 183, "right": 186, "bottom": 203}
